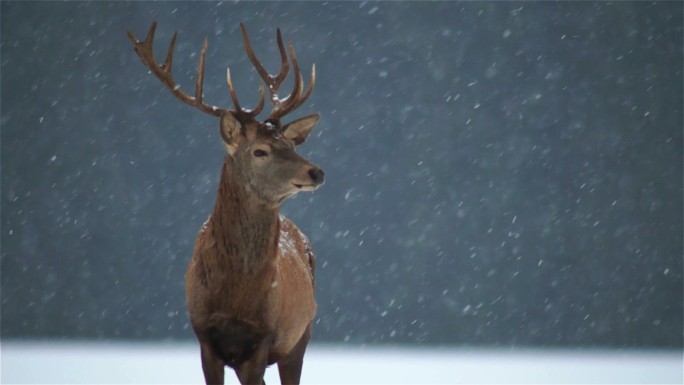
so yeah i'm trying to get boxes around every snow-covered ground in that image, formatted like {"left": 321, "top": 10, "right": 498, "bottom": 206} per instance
{"left": 2, "top": 341, "right": 681, "bottom": 384}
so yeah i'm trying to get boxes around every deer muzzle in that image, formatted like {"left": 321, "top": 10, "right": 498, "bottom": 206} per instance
{"left": 292, "top": 166, "right": 325, "bottom": 191}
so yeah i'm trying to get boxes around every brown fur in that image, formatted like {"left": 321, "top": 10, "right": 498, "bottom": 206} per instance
{"left": 128, "top": 22, "right": 322, "bottom": 385}
{"left": 186, "top": 147, "right": 319, "bottom": 384}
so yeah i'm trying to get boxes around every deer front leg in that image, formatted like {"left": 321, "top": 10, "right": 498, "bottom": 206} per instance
{"left": 236, "top": 333, "right": 275, "bottom": 385}
{"left": 200, "top": 342, "right": 225, "bottom": 385}
{"left": 277, "top": 324, "right": 312, "bottom": 385}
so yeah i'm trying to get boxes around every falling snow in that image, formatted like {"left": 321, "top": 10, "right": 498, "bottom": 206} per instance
{"left": 1, "top": 1, "right": 682, "bottom": 351}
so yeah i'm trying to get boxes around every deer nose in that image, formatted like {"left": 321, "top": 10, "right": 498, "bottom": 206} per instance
{"left": 308, "top": 167, "right": 325, "bottom": 185}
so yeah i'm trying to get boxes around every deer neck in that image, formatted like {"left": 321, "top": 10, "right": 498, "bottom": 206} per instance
{"left": 210, "top": 156, "right": 280, "bottom": 271}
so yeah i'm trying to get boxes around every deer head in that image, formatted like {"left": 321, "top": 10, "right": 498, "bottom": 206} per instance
{"left": 127, "top": 22, "right": 324, "bottom": 205}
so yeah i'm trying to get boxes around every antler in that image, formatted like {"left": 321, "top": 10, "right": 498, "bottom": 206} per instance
{"left": 236, "top": 23, "right": 316, "bottom": 122}
{"left": 127, "top": 22, "right": 264, "bottom": 119}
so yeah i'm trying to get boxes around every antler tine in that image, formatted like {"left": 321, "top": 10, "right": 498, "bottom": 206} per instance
{"left": 226, "top": 68, "right": 242, "bottom": 111}
{"left": 233, "top": 24, "right": 317, "bottom": 121}
{"left": 195, "top": 38, "right": 208, "bottom": 107}
{"left": 129, "top": 22, "right": 313, "bottom": 123}
{"left": 162, "top": 32, "right": 178, "bottom": 73}
{"left": 226, "top": 68, "right": 266, "bottom": 118}
{"left": 240, "top": 24, "right": 271, "bottom": 86}
{"left": 289, "top": 63, "right": 316, "bottom": 112}
{"left": 270, "top": 42, "right": 302, "bottom": 119}
{"left": 240, "top": 24, "right": 290, "bottom": 103}
{"left": 288, "top": 42, "right": 304, "bottom": 102}
{"left": 273, "top": 28, "right": 290, "bottom": 87}
{"left": 127, "top": 22, "right": 229, "bottom": 118}
{"left": 252, "top": 82, "right": 266, "bottom": 116}
{"left": 268, "top": 41, "right": 316, "bottom": 121}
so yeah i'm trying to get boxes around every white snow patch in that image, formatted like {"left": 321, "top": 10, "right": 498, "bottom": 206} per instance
{"left": 1, "top": 341, "right": 681, "bottom": 384}
{"left": 278, "top": 223, "right": 298, "bottom": 258}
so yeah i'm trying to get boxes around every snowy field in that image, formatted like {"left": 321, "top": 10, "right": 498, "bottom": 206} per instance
{"left": 1, "top": 341, "right": 681, "bottom": 384}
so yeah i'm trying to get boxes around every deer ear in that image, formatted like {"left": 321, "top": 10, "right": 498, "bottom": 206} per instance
{"left": 282, "top": 114, "right": 320, "bottom": 146}
{"left": 220, "top": 112, "right": 242, "bottom": 154}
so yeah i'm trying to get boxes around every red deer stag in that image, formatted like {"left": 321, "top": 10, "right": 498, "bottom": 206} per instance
{"left": 127, "top": 22, "right": 323, "bottom": 385}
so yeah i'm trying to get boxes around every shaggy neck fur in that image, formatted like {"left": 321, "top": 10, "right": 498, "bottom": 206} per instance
{"left": 210, "top": 156, "right": 280, "bottom": 272}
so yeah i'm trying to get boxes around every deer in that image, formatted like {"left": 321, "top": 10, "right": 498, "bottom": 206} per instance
{"left": 127, "top": 22, "right": 324, "bottom": 385}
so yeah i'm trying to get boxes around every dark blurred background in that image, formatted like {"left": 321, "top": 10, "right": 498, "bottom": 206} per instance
{"left": 1, "top": 2, "right": 682, "bottom": 348}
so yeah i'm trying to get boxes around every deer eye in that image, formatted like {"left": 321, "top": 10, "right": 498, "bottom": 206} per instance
{"left": 253, "top": 149, "right": 269, "bottom": 158}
